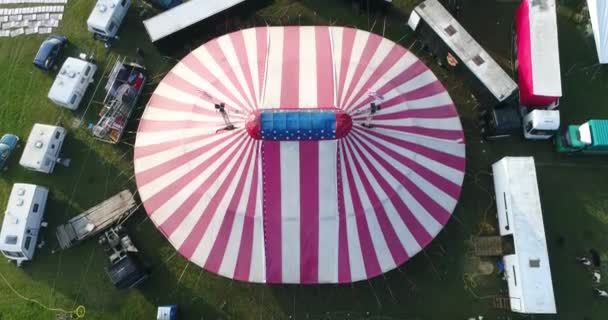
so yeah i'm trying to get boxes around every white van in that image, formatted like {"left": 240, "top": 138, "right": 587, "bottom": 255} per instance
{"left": 87, "top": 0, "right": 131, "bottom": 45}
{"left": 0, "top": 183, "right": 49, "bottom": 266}
{"left": 19, "top": 124, "right": 66, "bottom": 174}
{"left": 48, "top": 57, "right": 97, "bottom": 110}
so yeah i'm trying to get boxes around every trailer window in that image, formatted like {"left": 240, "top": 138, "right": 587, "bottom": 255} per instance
{"left": 55, "top": 131, "right": 61, "bottom": 139}
{"left": 473, "top": 55, "right": 485, "bottom": 66}
{"left": 24, "top": 236, "right": 32, "bottom": 250}
{"left": 109, "top": 22, "right": 116, "bottom": 32}
{"left": 84, "top": 66, "right": 91, "bottom": 76}
{"left": 70, "top": 94, "right": 77, "bottom": 105}
{"left": 33, "top": 203, "right": 39, "bottom": 213}
{"left": 1, "top": 250, "right": 24, "bottom": 258}
{"left": 121, "top": 0, "right": 126, "bottom": 6}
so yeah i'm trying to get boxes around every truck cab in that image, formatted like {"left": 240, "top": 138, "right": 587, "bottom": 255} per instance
{"left": 522, "top": 109, "right": 560, "bottom": 140}
{"left": 480, "top": 105, "right": 522, "bottom": 140}
{"left": 555, "top": 120, "right": 608, "bottom": 154}
{"left": 87, "top": 0, "right": 130, "bottom": 47}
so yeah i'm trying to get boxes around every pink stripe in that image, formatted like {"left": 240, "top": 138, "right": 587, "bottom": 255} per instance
{"left": 315, "top": 27, "right": 335, "bottom": 107}
{"left": 230, "top": 31, "right": 258, "bottom": 109}
{"left": 162, "top": 71, "right": 205, "bottom": 97}
{"left": 280, "top": 27, "right": 300, "bottom": 108}
{"left": 135, "top": 133, "right": 215, "bottom": 159}
{"left": 256, "top": 27, "right": 269, "bottom": 105}
{"left": 136, "top": 132, "right": 245, "bottom": 187}
{"left": 206, "top": 39, "right": 255, "bottom": 112}
{"left": 340, "top": 32, "right": 382, "bottom": 110}
{"left": 351, "top": 131, "right": 462, "bottom": 200}
{"left": 373, "top": 82, "right": 449, "bottom": 113}
{"left": 181, "top": 54, "right": 248, "bottom": 113}
{"left": 178, "top": 140, "right": 255, "bottom": 258}
{"left": 146, "top": 94, "right": 219, "bottom": 117}
{"left": 336, "top": 141, "right": 351, "bottom": 282}
{"left": 138, "top": 119, "right": 220, "bottom": 132}
{"left": 341, "top": 139, "right": 382, "bottom": 278}
{"left": 356, "top": 128, "right": 465, "bottom": 170}
{"left": 344, "top": 44, "right": 405, "bottom": 111}
{"left": 343, "top": 139, "right": 408, "bottom": 265}
{"left": 262, "top": 141, "right": 282, "bottom": 283}
{"left": 143, "top": 135, "right": 248, "bottom": 221}
{"left": 350, "top": 60, "right": 429, "bottom": 113}
{"left": 299, "top": 141, "right": 319, "bottom": 283}
{"left": 233, "top": 143, "right": 260, "bottom": 281}
{"left": 348, "top": 134, "right": 434, "bottom": 247}
{"left": 336, "top": 28, "right": 357, "bottom": 107}
{"left": 348, "top": 134, "right": 454, "bottom": 226}
{"left": 203, "top": 142, "right": 256, "bottom": 273}
{"left": 361, "top": 105, "right": 458, "bottom": 121}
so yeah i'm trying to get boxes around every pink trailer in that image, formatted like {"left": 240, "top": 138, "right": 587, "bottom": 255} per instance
{"left": 516, "top": 0, "right": 562, "bottom": 108}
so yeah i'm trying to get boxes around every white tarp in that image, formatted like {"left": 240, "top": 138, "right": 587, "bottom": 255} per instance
{"left": 492, "top": 157, "right": 556, "bottom": 314}
{"left": 588, "top": 0, "right": 608, "bottom": 63}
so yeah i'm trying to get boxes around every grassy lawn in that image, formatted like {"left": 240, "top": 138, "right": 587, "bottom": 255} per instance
{"left": 0, "top": 0, "right": 607, "bottom": 319}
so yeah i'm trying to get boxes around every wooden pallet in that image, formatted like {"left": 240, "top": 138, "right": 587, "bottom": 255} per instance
{"left": 493, "top": 296, "right": 511, "bottom": 310}
{"left": 473, "top": 236, "right": 504, "bottom": 256}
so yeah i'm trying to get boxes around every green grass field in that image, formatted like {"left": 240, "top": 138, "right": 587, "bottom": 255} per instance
{"left": 0, "top": 0, "right": 607, "bottom": 319}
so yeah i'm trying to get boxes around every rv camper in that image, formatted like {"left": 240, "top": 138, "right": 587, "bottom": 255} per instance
{"left": 92, "top": 58, "right": 146, "bottom": 144}
{"left": 0, "top": 183, "right": 49, "bottom": 266}
{"left": 492, "top": 157, "right": 556, "bottom": 314}
{"left": 87, "top": 0, "right": 131, "bottom": 47}
{"left": 48, "top": 57, "right": 97, "bottom": 110}
{"left": 19, "top": 124, "right": 66, "bottom": 174}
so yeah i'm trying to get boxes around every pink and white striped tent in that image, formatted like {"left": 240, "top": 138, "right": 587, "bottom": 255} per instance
{"left": 134, "top": 26, "right": 466, "bottom": 284}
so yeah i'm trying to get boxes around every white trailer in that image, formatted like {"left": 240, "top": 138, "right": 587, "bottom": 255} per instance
{"left": 48, "top": 57, "right": 97, "bottom": 110}
{"left": 492, "top": 157, "right": 556, "bottom": 314}
{"left": 19, "top": 124, "right": 66, "bottom": 174}
{"left": 87, "top": 0, "right": 131, "bottom": 46}
{"left": 143, "top": 0, "right": 245, "bottom": 42}
{"left": 0, "top": 183, "right": 49, "bottom": 266}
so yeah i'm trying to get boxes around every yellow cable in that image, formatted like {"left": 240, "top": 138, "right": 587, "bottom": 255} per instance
{"left": 0, "top": 271, "right": 86, "bottom": 318}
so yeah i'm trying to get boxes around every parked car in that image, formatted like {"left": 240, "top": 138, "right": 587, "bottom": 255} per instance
{"left": 33, "top": 35, "right": 68, "bottom": 71}
{"left": 0, "top": 133, "right": 19, "bottom": 170}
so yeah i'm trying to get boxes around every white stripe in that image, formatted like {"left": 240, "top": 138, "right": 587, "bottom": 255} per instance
{"left": 383, "top": 92, "right": 454, "bottom": 115}
{"left": 191, "top": 46, "right": 251, "bottom": 111}
{"left": 343, "top": 138, "right": 396, "bottom": 273}
{"left": 217, "top": 143, "right": 258, "bottom": 278}
{"left": 168, "top": 140, "right": 253, "bottom": 249}
{"left": 280, "top": 141, "right": 301, "bottom": 283}
{"left": 135, "top": 132, "right": 235, "bottom": 172}
{"left": 378, "top": 69, "right": 439, "bottom": 106}
{"left": 367, "top": 116, "right": 463, "bottom": 131}
{"left": 339, "top": 30, "right": 369, "bottom": 108}
{"left": 190, "top": 143, "right": 254, "bottom": 267}
{"left": 153, "top": 81, "right": 200, "bottom": 105}
{"left": 142, "top": 106, "right": 219, "bottom": 122}
{"left": 250, "top": 142, "right": 266, "bottom": 282}
{"left": 262, "top": 27, "right": 284, "bottom": 108}
{"left": 347, "top": 51, "right": 418, "bottom": 112}
{"left": 142, "top": 135, "right": 247, "bottom": 224}
{"left": 342, "top": 37, "right": 394, "bottom": 109}
{"left": 298, "top": 27, "right": 318, "bottom": 108}
{"left": 218, "top": 35, "right": 256, "bottom": 110}
{"left": 353, "top": 129, "right": 464, "bottom": 185}
{"left": 317, "top": 140, "right": 339, "bottom": 283}
{"left": 330, "top": 27, "right": 343, "bottom": 108}
{"left": 364, "top": 126, "right": 465, "bottom": 157}
{"left": 339, "top": 141, "right": 366, "bottom": 281}
{"left": 346, "top": 138, "right": 422, "bottom": 256}
{"left": 242, "top": 28, "right": 261, "bottom": 107}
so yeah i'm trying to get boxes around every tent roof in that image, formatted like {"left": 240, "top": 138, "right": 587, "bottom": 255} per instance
{"left": 134, "top": 26, "right": 466, "bottom": 284}
{"left": 588, "top": 0, "right": 608, "bottom": 64}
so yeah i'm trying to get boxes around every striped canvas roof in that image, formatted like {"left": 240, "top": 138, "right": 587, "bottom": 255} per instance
{"left": 134, "top": 26, "right": 466, "bottom": 284}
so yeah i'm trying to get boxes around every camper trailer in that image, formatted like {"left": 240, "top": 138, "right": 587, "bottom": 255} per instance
{"left": 19, "top": 124, "right": 66, "bottom": 174}
{"left": 492, "top": 157, "right": 556, "bottom": 314}
{"left": 87, "top": 0, "right": 131, "bottom": 46}
{"left": 48, "top": 57, "right": 97, "bottom": 110}
{"left": 0, "top": 183, "right": 49, "bottom": 266}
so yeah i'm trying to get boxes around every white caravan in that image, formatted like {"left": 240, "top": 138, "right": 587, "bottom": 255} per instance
{"left": 48, "top": 57, "right": 97, "bottom": 110}
{"left": 87, "top": 0, "right": 130, "bottom": 44}
{"left": 0, "top": 183, "right": 49, "bottom": 266}
{"left": 19, "top": 124, "right": 66, "bottom": 174}
{"left": 492, "top": 157, "right": 556, "bottom": 314}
